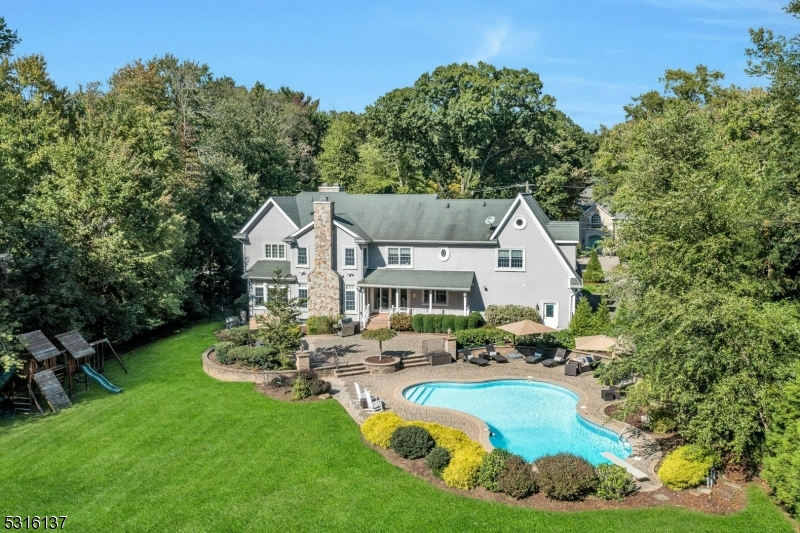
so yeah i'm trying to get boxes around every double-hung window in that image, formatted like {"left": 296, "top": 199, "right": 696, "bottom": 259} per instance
{"left": 253, "top": 286, "right": 265, "bottom": 307}
{"left": 297, "top": 247, "right": 308, "bottom": 267}
{"left": 497, "top": 249, "right": 525, "bottom": 270}
{"left": 423, "top": 290, "right": 447, "bottom": 305}
{"left": 387, "top": 247, "right": 412, "bottom": 267}
{"left": 344, "top": 247, "right": 356, "bottom": 268}
{"left": 344, "top": 285, "right": 356, "bottom": 312}
{"left": 298, "top": 283, "right": 308, "bottom": 309}
{"left": 265, "top": 244, "right": 286, "bottom": 259}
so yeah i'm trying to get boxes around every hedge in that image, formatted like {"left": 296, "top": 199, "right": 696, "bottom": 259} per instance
{"left": 390, "top": 426, "right": 435, "bottom": 459}
{"left": 454, "top": 328, "right": 509, "bottom": 348}
{"left": 214, "top": 326, "right": 250, "bottom": 346}
{"left": 214, "top": 341, "right": 236, "bottom": 364}
{"left": 485, "top": 305, "right": 540, "bottom": 326}
{"left": 389, "top": 312, "right": 413, "bottom": 331}
{"left": 534, "top": 453, "right": 597, "bottom": 501}
{"left": 361, "top": 412, "right": 405, "bottom": 448}
{"left": 412, "top": 314, "right": 425, "bottom": 332}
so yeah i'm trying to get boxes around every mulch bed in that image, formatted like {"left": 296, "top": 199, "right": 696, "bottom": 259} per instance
{"left": 364, "top": 439, "right": 749, "bottom": 514}
{"left": 364, "top": 356, "right": 397, "bottom": 364}
{"left": 254, "top": 382, "right": 326, "bottom": 403}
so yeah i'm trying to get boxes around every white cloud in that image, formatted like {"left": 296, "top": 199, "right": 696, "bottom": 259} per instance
{"left": 466, "top": 19, "right": 536, "bottom": 64}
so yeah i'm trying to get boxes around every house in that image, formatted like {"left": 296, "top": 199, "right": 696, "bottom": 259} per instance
{"left": 578, "top": 188, "right": 625, "bottom": 251}
{"left": 234, "top": 185, "right": 582, "bottom": 330}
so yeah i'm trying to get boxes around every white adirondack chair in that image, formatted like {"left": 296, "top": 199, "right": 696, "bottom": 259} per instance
{"left": 364, "top": 389, "right": 384, "bottom": 413}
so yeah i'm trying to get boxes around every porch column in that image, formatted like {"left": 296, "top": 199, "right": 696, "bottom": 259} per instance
{"left": 428, "top": 289, "right": 433, "bottom": 313}
{"left": 463, "top": 292, "right": 467, "bottom": 315}
{"left": 395, "top": 287, "right": 400, "bottom": 310}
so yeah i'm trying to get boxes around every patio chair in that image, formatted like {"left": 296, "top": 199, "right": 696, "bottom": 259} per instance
{"left": 542, "top": 347, "right": 568, "bottom": 367}
{"left": 484, "top": 344, "right": 508, "bottom": 363}
{"left": 461, "top": 348, "right": 489, "bottom": 367}
{"left": 363, "top": 389, "right": 384, "bottom": 413}
{"left": 524, "top": 344, "right": 546, "bottom": 364}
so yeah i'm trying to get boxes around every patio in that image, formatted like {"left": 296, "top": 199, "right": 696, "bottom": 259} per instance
{"left": 306, "top": 334, "right": 662, "bottom": 491}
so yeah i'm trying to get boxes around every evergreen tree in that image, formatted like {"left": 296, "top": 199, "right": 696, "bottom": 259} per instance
{"left": 569, "top": 296, "right": 596, "bottom": 337}
{"left": 582, "top": 248, "right": 605, "bottom": 283}
{"left": 593, "top": 297, "right": 611, "bottom": 334}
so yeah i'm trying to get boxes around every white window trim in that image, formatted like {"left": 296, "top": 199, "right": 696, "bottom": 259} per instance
{"left": 495, "top": 248, "right": 526, "bottom": 271}
{"left": 423, "top": 289, "right": 449, "bottom": 306}
{"left": 386, "top": 246, "right": 413, "bottom": 268}
{"left": 296, "top": 246, "right": 309, "bottom": 267}
{"left": 343, "top": 247, "right": 357, "bottom": 269}
{"left": 297, "top": 283, "right": 308, "bottom": 309}
{"left": 264, "top": 243, "right": 286, "bottom": 260}
{"left": 253, "top": 284, "right": 266, "bottom": 308}
{"left": 344, "top": 284, "right": 357, "bottom": 314}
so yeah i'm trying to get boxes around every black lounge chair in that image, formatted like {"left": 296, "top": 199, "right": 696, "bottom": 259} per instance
{"left": 542, "top": 347, "right": 568, "bottom": 367}
{"left": 461, "top": 348, "right": 489, "bottom": 367}
{"left": 525, "top": 344, "right": 546, "bottom": 364}
{"left": 484, "top": 344, "right": 508, "bottom": 363}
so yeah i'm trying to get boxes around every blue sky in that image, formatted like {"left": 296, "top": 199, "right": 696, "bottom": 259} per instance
{"left": 3, "top": 0, "right": 800, "bottom": 131}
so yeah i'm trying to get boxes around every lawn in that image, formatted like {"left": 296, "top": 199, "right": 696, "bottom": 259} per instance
{"left": 0, "top": 323, "right": 794, "bottom": 533}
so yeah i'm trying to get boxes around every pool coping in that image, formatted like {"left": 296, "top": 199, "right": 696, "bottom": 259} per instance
{"left": 392, "top": 376, "right": 662, "bottom": 491}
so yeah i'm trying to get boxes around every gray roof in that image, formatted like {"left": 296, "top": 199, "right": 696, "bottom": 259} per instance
{"left": 358, "top": 269, "right": 474, "bottom": 291}
{"left": 547, "top": 222, "right": 580, "bottom": 241}
{"left": 244, "top": 260, "right": 296, "bottom": 281}
{"left": 265, "top": 191, "right": 576, "bottom": 244}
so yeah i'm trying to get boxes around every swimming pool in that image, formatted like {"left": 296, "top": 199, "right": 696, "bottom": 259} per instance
{"left": 402, "top": 380, "right": 630, "bottom": 465}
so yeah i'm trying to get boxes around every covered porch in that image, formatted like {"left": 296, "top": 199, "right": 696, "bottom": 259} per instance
{"left": 358, "top": 269, "right": 474, "bottom": 318}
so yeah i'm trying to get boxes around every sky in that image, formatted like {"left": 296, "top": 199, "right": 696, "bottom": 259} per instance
{"left": 3, "top": 0, "right": 800, "bottom": 132}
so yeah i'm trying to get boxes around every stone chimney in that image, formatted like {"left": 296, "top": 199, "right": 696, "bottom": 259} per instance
{"left": 318, "top": 183, "right": 342, "bottom": 193}
{"left": 307, "top": 197, "right": 342, "bottom": 316}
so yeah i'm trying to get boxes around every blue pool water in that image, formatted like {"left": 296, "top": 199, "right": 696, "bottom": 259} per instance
{"left": 402, "top": 380, "right": 630, "bottom": 465}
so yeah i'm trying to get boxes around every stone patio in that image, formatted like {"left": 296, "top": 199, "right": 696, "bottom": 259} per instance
{"left": 307, "top": 333, "right": 663, "bottom": 491}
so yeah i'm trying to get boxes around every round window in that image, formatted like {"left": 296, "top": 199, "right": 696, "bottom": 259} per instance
{"left": 438, "top": 247, "right": 450, "bottom": 262}
{"left": 514, "top": 216, "right": 527, "bottom": 229}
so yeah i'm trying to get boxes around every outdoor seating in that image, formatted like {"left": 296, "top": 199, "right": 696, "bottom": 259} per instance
{"left": 461, "top": 348, "right": 489, "bottom": 367}
{"left": 524, "top": 344, "right": 546, "bottom": 364}
{"left": 484, "top": 344, "right": 508, "bottom": 363}
{"left": 363, "top": 389, "right": 384, "bottom": 413}
{"left": 354, "top": 382, "right": 373, "bottom": 407}
{"left": 542, "top": 347, "right": 568, "bottom": 367}
{"left": 601, "top": 386, "right": 621, "bottom": 401}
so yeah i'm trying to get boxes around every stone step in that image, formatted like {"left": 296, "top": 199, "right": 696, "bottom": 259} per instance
{"left": 402, "top": 360, "right": 430, "bottom": 369}
{"left": 335, "top": 364, "right": 369, "bottom": 377}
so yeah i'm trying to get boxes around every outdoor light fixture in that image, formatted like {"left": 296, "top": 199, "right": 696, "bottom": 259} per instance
{"left": 483, "top": 285, "right": 488, "bottom": 291}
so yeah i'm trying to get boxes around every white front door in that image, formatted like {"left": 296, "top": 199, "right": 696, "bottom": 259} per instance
{"left": 543, "top": 302, "right": 558, "bottom": 329}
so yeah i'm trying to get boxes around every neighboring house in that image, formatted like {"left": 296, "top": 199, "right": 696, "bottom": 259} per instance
{"left": 578, "top": 188, "right": 625, "bottom": 251}
{"left": 234, "top": 184, "right": 582, "bottom": 330}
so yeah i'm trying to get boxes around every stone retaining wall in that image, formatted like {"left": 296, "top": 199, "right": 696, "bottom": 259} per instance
{"left": 202, "top": 348, "right": 299, "bottom": 384}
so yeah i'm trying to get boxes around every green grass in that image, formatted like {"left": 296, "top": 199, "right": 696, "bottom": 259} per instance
{"left": 0, "top": 323, "right": 794, "bottom": 532}
{"left": 582, "top": 283, "right": 609, "bottom": 296}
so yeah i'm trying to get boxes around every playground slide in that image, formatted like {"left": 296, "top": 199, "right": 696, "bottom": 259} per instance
{"left": 81, "top": 364, "right": 123, "bottom": 394}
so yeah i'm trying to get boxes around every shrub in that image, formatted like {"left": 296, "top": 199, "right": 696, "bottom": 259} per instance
{"left": 267, "top": 374, "right": 288, "bottom": 388}
{"left": 390, "top": 312, "right": 412, "bottom": 331}
{"left": 454, "top": 328, "right": 507, "bottom": 348}
{"left": 467, "top": 311, "right": 484, "bottom": 329}
{"left": 535, "top": 453, "right": 597, "bottom": 501}
{"left": 361, "top": 412, "right": 405, "bottom": 448}
{"left": 422, "top": 315, "right": 436, "bottom": 333}
{"left": 498, "top": 455, "right": 537, "bottom": 499}
{"left": 478, "top": 448, "right": 513, "bottom": 492}
{"left": 659, "top": 445, "right": 718, "bottom": 490}
{"left": 306, "top": 315, "right": 338, "bottom": 335}
{"left": 433, "top": 314, "right": 444, "bottom": 333}
{"left": 291, "top": 374, "right": 311, "bottom": 400}
{"left": 390, "top": 426, "right": 435, "bottom": 459}
{"left": 408, "top": 421, "right": 487, "bottom": 490}
{"left": 763, "top": 366, "right": 800, "bottom": 519}
{"left": 309, "top": 378, "right": 331, "bottom": 396}
{"left": 214, "top": 325, "right": 250, "bottom": 346}
{"left": 425, "top": 447, "right": 451, "bottom": 478}
{"left": 582, "top": 248, "right": 605, "bottom": 283}
{"left": 595, "top": 464, "right": 637, "bottom": 501}
{"left": 485, "top": 305, "right": 540, "bottom": 327}
{"left": 227, "top": 345, "right": 291, "bottom": 370}
{"left": 453, "top": 316, "right": 468, "bottom": 331}
{"left": 441, "top": 315, "right": 455, "bottom": 333}
{"left": 214, "top": 341, "right": 236, "bottom": 364}
{"left": 412, "top": 314, "right": 425, "bottom": 332}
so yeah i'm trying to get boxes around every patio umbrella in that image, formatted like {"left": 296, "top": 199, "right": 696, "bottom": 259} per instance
{"left": 496, "top": 320, "right": 557, "bottom": 349}
{"left": 574, "top": 335, "right": 616, "bottom": 353}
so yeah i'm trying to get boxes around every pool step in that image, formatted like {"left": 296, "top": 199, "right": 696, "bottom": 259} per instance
{"left": 406, "top": 386, "right": 434, "bottom": 404}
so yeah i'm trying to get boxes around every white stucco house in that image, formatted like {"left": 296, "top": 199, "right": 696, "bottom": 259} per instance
{"left": 234, "top": 184, "right": 582, "bottom": 330}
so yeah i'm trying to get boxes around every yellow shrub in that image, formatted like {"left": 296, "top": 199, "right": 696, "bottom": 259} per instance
{"left": 658, "top": 445, "right": 717, "bottom": 490}
{"left": 361, "top": 412, "right": 405, "bottom": 448}
{"left": 410, "top": 421, "right": 486, "bottom": 489}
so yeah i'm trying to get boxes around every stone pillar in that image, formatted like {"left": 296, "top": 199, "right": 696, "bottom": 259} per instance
{"left": 307, "top": 197, "right": 342, "bottom": 316}
{"left": 445, "top": 335, "right": 458, "bottom": 362}
{"left": 296, "top": 350, "right": 311, "bottom": 372}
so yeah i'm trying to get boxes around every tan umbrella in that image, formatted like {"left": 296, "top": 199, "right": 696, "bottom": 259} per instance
{"left": 575, "top": 335, "right": 616, "bottom": 352}
{"left": 497, "top": 320, "right": 557, "bottom": 336}
{"left": 249, "top": 317, "right": 260, "bottom": 331}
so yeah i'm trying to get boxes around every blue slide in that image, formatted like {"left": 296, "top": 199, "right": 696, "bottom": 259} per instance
{"left": 81, "top": 364, "right": 123, "bottom": 394}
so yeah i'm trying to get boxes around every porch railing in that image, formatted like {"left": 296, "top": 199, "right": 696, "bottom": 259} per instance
{"left": 389, "top": 306, "right": 469, "bottom": 317}
{"left": 359, "top": 303, "right": 371, "bottom": 330}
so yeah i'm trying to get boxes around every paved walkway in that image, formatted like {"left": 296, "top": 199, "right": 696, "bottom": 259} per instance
{"left": 308, "top": 334, "right": 662, "bottom": 491}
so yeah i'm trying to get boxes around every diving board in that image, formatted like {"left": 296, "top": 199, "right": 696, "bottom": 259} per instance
{"left": 601, "top": 452, "right": 649, "bottom": 481}
{"left": 33, "top": 370, "right": 72, "bottom": 412}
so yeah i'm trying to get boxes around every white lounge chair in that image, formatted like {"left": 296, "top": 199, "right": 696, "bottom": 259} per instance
{"left": 364, "top": 389, "right": 384, "bottom": 413}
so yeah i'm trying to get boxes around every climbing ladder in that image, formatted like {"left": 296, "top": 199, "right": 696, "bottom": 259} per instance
{"left": 33, "top": 370, "right": 72, "bottom": 413}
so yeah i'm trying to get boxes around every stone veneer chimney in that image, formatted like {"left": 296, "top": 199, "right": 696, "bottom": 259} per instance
{"left": 307, "top": 197, "right": 342, "bottom": 316}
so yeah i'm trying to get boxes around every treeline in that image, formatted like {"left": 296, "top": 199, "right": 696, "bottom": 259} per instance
{"left": 0, "top": 16, "right": 595, "bottom": 366}
{"left": 595, "top": 3, "right": 800, "bottom": 511}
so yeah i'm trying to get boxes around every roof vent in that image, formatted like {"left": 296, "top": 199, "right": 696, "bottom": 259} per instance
{"left": 318, "top": 183, "right": 342, "bottom": 193}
